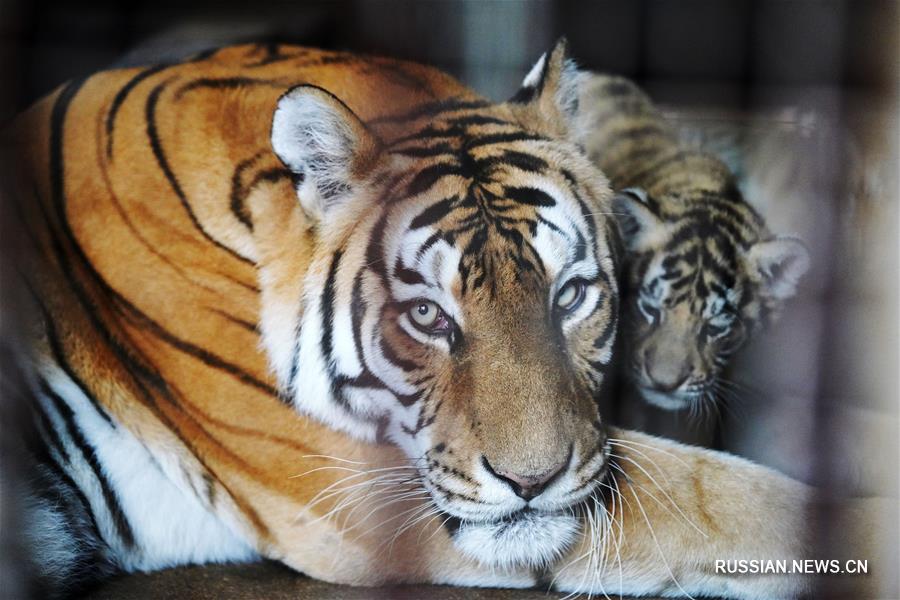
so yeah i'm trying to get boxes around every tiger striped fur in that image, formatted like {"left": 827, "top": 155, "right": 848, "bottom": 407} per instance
{"left": 4, "top": 40, "right": 811, "bottom": 598}
{"left": 578, "top": 75, "right": 810, "bottom": 411}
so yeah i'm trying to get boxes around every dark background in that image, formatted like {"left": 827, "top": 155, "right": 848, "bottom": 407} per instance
{"left": 0, "top": 0, "right": 896, "bottom": 118}
{"left": 1, "top": 1, "right": 897, "bottom": 598}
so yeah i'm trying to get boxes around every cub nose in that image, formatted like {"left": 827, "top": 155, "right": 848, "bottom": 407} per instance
{"left": 644, "top": 349, "right": 691, "bottom": 392}
{"left": 481, "top": 454, "right": 570, "bottom": 501}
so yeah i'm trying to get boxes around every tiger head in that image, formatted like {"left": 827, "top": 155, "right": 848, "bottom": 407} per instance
{"left": 263, "top": 41, "right": 619, "bottom": 568}
{"left": 613, "top": 186, "right": 809, "bottom": 411}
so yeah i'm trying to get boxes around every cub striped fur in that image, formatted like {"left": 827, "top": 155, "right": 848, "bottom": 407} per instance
{"left": 578, "top": 74, "right": 809, "bottom": 411}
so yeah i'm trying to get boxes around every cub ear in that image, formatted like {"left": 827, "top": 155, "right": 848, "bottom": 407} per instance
{"left": 745, "top": 237, "right": 810, "bottom": 300}
{"left": 508, "top": 37, "right": 585, "bottom": 136}
{"left": 612, "top": 188, "right": 666, "bottom": 252}
{"left": 271, "top": 85, "right": 381, "bottom": 221}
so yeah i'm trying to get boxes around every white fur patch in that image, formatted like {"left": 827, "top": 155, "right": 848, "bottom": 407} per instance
{"left": 521, "top": 53, "right": 547, "bottom": 89}
{"left": 36, "top": 362, "right": 257, "bottom": 572}
{"left": 453, "top": 512, "right": 579, "bottom": 569}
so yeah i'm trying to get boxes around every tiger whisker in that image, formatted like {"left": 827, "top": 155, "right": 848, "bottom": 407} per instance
{"left": 608, "top": 454, "right": 706, "bottom": 539}
{"left": 307, "top": 476, "right": 421, "bottom": 521}
{"left": 300, "top": 454, "right": 370, "bottom": 465}
{"left": 382, "top": 503, "right": 442, "bottom": 555}
{"left": 347, "top": 496, "right": 434, "bottom": 543}
{"left": 606, "top": 437, "right": 691, "bottom": 469}
{"left": 619, "top": 467, "right": 696, "bottom": 600}
{"left": 303, "top": 480, "right": 422, "bottom": 528}
{"left": 607, "top": 441, "right": 673, "bottom": 487}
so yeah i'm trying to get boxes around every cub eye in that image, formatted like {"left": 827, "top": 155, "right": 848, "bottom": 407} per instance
{"left": 408, "top": 300, "right": 451, "bottom": 335}
{"left": 555, "top": 279, "right": 587, "bottom": 312}
{"left": 704, "top": 323, "right": 728, "bottom": 338}
{"left": 637, "top": 296, "right": 660, "bottom": 324}
{"left": 706, "top": 317, "right": 745, "bottom": 352}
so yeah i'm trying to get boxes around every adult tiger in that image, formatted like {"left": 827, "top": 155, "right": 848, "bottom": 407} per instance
{"left": 577, "top": 75, "right": 809, "bottom": 412}
{"left": 5, "top": 40, "right": 809, "bottom": 598}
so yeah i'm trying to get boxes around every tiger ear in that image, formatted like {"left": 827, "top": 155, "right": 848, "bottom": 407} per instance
{"left": 612, "top": 188, "right": 666, "bottom": 252}
{"left": 508, "top": 37, "right": 585, "bottom": 136}
{"left": 271, "top": 85, "right": 381, "bottom": 221}
{"left": 745, "top": 237, "right": 810, "bottom": 301}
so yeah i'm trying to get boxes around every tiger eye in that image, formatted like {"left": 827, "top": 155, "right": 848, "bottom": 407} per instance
{"left": 556, "top": 279, "right": 586, "bottom": 312}
{"left": 410, "top": 301, "right": 440, "bottom": 328}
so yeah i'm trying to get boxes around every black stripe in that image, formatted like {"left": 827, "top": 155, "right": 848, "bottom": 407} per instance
{"left": 622, "top": 149, "right": 689, "bottom": 187}
{"left": 320, "top": 250, "right": 344, "bottom": 403}
{"left": 27, "top": 424, "right": 107, "bottom": 548}
{"left": 106, "top": 64, "right": 171, "bottom": 158}
{"left": 394, "top": 264, "right": 426, "bottom": 286}
{"left": 229, "top": 153, "right": 264, "bottom": 229}
{"left": 406, "top": 163, "right": 461, "bottom": 198}
{"left": 495, "top": 150, "right": 548, "bottom": 173}
{"left": 504, "top": 186, "right": 556, "bottom": 207}
{"left": 43, "top": 311, "right": 114, "bottom": 426}
{"left": 28, "top": 150, "right": 276, "bottom": 547}
{"left": 607, "top": 122, "right": 670, "bottom": 146}
{"left": 41, "top": 380, "right": 136, "bottom": 548}
{"left": 145, "top": 79, "right": 255, "bottom": 265}
{"left": 390, "top": 124, "right": 465, "bottom": 146}
{"left": 25, "top": 383, "right": 102, "bottom": 526}
{"left": 441, "top": 514, "right": 462, "bottom": 537}
{"left": 121, "top": 301, "right": 279, "bottom": 396}
{"left": 536, "top": 215, "right": 565, "bottom": 237}
{"left": 349, "top": 272, "right": 370, "bottom": 388}
{"left": 389, "top": 143, "right": 456, "bottom": 159}
{"left": 48, "top": 80, "right": 274, "bottom": 403}
{"left": 31, "top": 399, "right": 71, "bottom": 466}
{"left": 409, "top": 196, "right": 457, "bottom": 229}
{"left": 207, "top": 308, "right": 257, "bottom": 333}
{"left": 379, "top": 336, "right": 420, "bottom": 373}
{"left": 369, "top": 98, "right": 491, "bottom": 126}
{"left": 573, "top": 229, "right": 587, "bottom": 262}
{"left": 230, "top": 153, "right": 292, "bottom": 231}
{"left": 415, "top": 231, "right": 443, "bottom": 259}
{"left": 243, "top": 43, "right": 306, "bottom": 67}
{"left": 444, "top": 114, "right": 513, "bottom": 128}
{"left": 221, "top": 272, "right": 260, "bottom": 293}
{"left": 464, "top": 131, "right": 544, "bottom": 150}
{"left": 592, "top": 316, "right": 617, "bottom": 350}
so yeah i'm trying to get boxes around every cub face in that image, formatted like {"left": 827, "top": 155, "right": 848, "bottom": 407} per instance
{"left": 266, "top": 41, "right": 620, "bottom": 568}
{"left": 614, "top": 187, "right": 809, "bottom": 411}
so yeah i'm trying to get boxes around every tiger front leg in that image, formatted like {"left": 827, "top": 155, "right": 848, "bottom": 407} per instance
{"left": 548, "top": 428, "right": 812, "bottom": 599}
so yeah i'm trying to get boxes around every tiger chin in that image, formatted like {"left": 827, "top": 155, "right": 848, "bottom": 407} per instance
{"left": 6, "top": 37, "right": 823, "bottom": 599}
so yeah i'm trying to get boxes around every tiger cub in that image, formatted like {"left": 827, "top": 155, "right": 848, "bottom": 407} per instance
{"left": 577, "top": 75, "right": 809, "bottom": 411}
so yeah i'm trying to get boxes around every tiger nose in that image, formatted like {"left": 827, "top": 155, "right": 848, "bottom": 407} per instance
{"left": 644, "top": 349, "right": 691, "bottom": 392}
{"left": 481, "top": 454, "right": 570, "bottom": 501}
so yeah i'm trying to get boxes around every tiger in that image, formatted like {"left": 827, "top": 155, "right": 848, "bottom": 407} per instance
{"left": 3, "top": 39, "right": 813, "bottom": 598}
{"left": 576, "top": 74, "right": 810, "bottom": 412}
